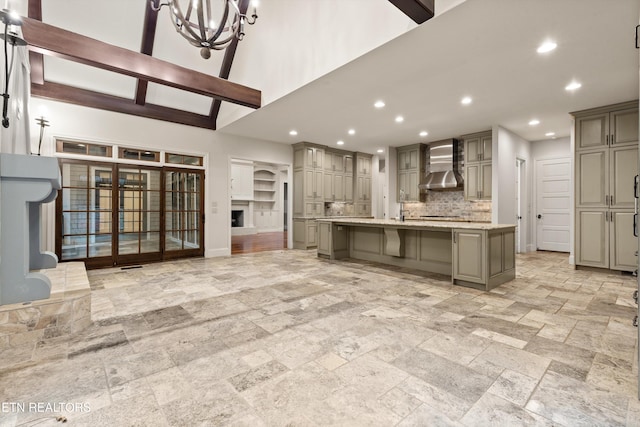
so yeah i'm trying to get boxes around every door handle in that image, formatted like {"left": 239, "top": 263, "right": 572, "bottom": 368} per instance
{"left": 537, "top": 214, "right": 542, "bottom": 219}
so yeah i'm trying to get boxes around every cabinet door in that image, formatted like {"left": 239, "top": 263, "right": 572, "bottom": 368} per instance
{"left": 464, "top": 164, "right": 480, "bottom": 201}
{"left": 324, "top": 152, "right": 334, "bottom": 171}
{"left": 344, "top": 156, "right": 353, "bottom": 174}
{"left": 324, "top": 172, "right": 334, "bottom": 201}
{"left": 576, "top": 149, "right": 608, "bottom": 207}
{"left": 317, "top": 222, "right": 331, "bottom": 255}
{"left": 314, "top": 170, "right": 324, "bottom": 199}
{"left": 398, "top": 171, "right": 418, "bottom": 201}
{"left": 356, "top": 175, "right": 365, "bottom": 202}
{"left": 293, "top": 169, "right": 304, "bottom": 216}
{"left": 304, "top": 169, "right": 316, "bottom": 199}
{"left": 610, "top": 211, "right": 637, "bottom": 271}
{"left": 481, "top": 134, "right": 492, "bottom": 161}
{"left": 480, "top": 163, "right": 492, "bottom": 200}
{"left": 363, "top": 176, "right": 372, "bottom": 201}
{"left": 576, "top": 209, "right": 608, "bottom": 268}
{"left": 398, "top": 148, "right": 418, "bottom": 171}
{"left": 358, "top": 156, "right": 372, "bottom": 175}
{"left": 453, "top": 230, "right": 485, "bottom": 284}
{"left": 465, "top": 138, "right": 481, "bottom": 163}
{"left": 611, "top": 108, "right": 638, "bottom": 146}
{"left": 576, "top": 113, "right": 609, "bottom": 150}
{"left": 334, "top": 174, "right": 345, "bottom": 201}
{"left": 610, "top": 145, "right": 638, "bottom": 208}
{"left": 344, "top": 175, "right": 353, "bottom": 202}
{"left": 314, "top": 148, "right": 324, "bottom": 169}
{"left": 307, "top": 221, "right": 318, "bottom": 246}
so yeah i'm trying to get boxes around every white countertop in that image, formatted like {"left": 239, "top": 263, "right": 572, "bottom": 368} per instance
{"left": 316, "top": 217, "right": 515, "bottom": 230}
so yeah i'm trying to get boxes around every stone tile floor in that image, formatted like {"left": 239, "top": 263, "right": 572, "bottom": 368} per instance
{"left": 0, "top": 250, "right": 638, "bottom": 426}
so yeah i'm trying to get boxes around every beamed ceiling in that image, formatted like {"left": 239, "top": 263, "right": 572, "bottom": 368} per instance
{"left": 26, "top": 0, "right": 261, "bottom": 130}
{"left": 23, "top": 0, "right": 430, "bottom": 131}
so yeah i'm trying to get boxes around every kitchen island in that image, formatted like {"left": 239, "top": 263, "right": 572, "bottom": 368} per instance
{"left": 316, "top": 218, "right": 516, "bottom": 291}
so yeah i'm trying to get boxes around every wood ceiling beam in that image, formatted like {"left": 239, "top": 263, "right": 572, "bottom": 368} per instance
{"left": 27, "top": 0, "right": 44, "bottom": 85}
{"left": 388, "top": 0, "right": 435, "bottom": 24}
{"left": 21, "top": 17, "right": 261, "bottom": 109}
{"left": 135, "top": 0, "right": 160, "bottom": 106}
{"left": 209, "top": 0, "right": 250, "bottom": 125}
{"left": 32, "top": 81, "right": 216, "bottom": 130}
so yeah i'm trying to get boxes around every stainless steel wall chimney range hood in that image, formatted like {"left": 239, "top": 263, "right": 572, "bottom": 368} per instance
{"left": 420, "top": 138, "right": 463, "bottom": 190}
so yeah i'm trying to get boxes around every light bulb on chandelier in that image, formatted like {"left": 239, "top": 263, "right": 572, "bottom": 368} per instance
{"left": 151, "top": 0, "right": 258, "bottom": 59}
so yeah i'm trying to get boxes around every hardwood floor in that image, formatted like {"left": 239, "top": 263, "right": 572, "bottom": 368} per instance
{"left": 231, "top": 231, "right": 288, "bottom": 254}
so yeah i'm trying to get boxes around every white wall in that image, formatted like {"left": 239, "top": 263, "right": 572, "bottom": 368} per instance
{"left": 219, "top": 0, "right": 416, "bottom": 127}
{"left": 492, "top": 125, "right": 532, "bottom": 249}
{"left": 29, "top": 98, "right": 293, "bottom": 258}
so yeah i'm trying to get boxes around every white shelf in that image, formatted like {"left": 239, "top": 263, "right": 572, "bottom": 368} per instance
{"left": 254, "top": 178, "right": 276, "bottom": 182}
{"left": 255, "top": 189, "right": 276, "bottom": 192}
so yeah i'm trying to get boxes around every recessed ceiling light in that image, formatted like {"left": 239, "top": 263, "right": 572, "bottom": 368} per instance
{"left": 565, "top": 81, "right": 582, "bottom": 91}
{"left": 529, "top": 119, "right": 540, "bottom": 126}
{"left": 461, "top": 96, "right": 472, "bottom": 105}
{"left": 289, "top": 130, "right": 298, "bottom": 136}
{"left": 419, "top": 131, "right": 428, "bottom": 137}
{"left": 395, "top": 116, "right": 404, "bottom": 123}
{"left": 337, "top": 140, "right": 344, "bottom": 145}
{"left": 348, "top": 129, "right": 355, "bottom": 135}
{"left": 377, "top": 149, "right": 384, "bottom": 153}
{"left": 537, "top": 41, "right": 557, "bottom": 54}
{"left": 545, "top": 132, "right": 555, "bottom": 137}
{"left": 374, "top": 100, "right": 385, "bottom": 108}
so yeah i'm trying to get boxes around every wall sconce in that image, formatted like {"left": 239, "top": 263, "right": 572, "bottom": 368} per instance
{"left": 35, "top": 116, "right": 49, "bottom": 156}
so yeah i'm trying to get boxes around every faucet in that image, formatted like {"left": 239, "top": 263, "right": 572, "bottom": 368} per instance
{"left": 399, "top": 189, "right": 409, "bottom": 221}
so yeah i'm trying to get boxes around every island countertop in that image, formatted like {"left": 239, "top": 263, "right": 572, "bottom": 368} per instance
{"left": 316, "top": 217, "right": 515, "bottom": 231}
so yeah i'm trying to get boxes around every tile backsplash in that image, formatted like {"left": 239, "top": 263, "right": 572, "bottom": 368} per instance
{"left": 403, "top": 190, "right": 492, "bottom": 222}
{"left": 325, "top": 202, "right": 355, "bottom": 216}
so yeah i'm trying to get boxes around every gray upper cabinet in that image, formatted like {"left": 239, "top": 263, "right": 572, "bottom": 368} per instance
{"left": 396, "top": 144, "right": 426, "bottom": 202}
{"left": 465, "top": 132, "right": 492, "bottom": 162}
{"left": 462, "top": 130, "right": 492, "bottom": 201}
{"left": 575, "top": 102, "right": 638, "bottom": 150}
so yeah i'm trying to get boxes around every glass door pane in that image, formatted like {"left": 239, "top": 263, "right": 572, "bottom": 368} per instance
{"left": 164, "top": 170, "right": 203, "bottom": 254}
{"left": 117, "top": 167, "right": 161, "bottom": 258}
{"left": 59, "top": 162, "right": 114, "bottom": 262}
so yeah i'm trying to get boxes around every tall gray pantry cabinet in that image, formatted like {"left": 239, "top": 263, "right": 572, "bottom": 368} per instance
{"left": 573, "top": 100, "right": 639, "bottom": 271}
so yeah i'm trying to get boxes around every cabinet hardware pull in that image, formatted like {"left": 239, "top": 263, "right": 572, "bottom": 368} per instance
{"left": 606, "top": 195, "right": 609, "bottom": 205}
{"left": 611, "top": 212, "right": 614, "bottom": 223}
{"left": 606, "top": 135, "right": 609, "bottom": 145}
{"left": 606, "top": 211, "right": 609, "bottom": 222}
{"left": 611, "top": 133, "right": 614, "bottom": 144}
{"left": 611, "top": 195, "right": 614, "bottom": 205}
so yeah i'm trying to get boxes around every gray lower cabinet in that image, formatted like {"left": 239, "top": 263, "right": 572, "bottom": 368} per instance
{"left": 452, "top": 230, "right": 484, "bottom": 284}
{"left": 452, "top": 228, "right": 516, "bottom": 288}
{"left": 574, "top": 208, "right": 635, "bottom": 272}
{"left": 317, "top": 221, "right": 331, "bottom": 256}
{"left": 610, "top": 211, "right": 637, "bottom": 271}
{"left": 293, "top": 218, "right": 317, "bottom": 249}
{"left": 575, "top": 209, "right": 608, "bottom": 268}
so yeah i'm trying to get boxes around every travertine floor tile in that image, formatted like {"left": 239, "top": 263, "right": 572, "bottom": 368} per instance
{"left": 0, "top": 250, "right": 636, "bottom": 426}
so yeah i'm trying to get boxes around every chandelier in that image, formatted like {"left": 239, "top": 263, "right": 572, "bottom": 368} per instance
{"left": 151, "top": 0, "right": 258, "bottom": 59}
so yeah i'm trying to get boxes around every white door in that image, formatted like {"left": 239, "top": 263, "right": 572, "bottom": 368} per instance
{"left": 515, "top": 159, "right": 525, "bottom": 253}
{"left": 535, "top": 158, "right": 571, "bottom": 252}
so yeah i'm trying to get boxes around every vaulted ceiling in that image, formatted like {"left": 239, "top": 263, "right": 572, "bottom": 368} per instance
{"left": 18, "top": 0, "right": 422, "bottom": 131}
{"left": 24, "top": 0, "right": 264, "bottom": 130}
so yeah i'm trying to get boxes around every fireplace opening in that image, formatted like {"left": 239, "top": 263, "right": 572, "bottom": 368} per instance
{"left": 231, "top": 210, "right": 244, "bottom": 227}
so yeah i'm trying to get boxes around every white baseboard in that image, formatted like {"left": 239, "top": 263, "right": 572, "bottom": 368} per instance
{"left": 568, "top": 255, "right": 575, "bottom": 265}
{"left": 206, "top": 248, "right": 230, "bottom": 258}
{"left": 231, "top": 227, "right": 257, "bottom": 236}
{"left": 526, "top": 244, "right": 536, "bottom": 253}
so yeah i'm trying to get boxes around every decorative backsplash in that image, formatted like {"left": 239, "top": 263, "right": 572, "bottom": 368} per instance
{"left": 403, "top": 190, "right": 492, "bottom": 222}
{"left": 325, "top": 202, "right": 355, "bottom": 216}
